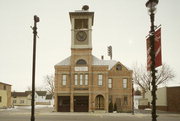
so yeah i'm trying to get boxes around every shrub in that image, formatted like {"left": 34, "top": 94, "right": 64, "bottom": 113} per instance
{"left": 108, "top": 102, "right": 113, "bottom": 113}
{"left": 114, "top": 103, "right": 117, "bottom": 111}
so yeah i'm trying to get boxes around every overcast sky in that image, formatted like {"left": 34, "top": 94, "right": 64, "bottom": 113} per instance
{"left": 0, "top": 0, "right": 180, "bottom": 91}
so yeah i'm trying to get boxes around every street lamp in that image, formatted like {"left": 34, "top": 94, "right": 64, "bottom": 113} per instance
{"left": 132, "top": 80, "right": 134, "bottom": 115}
{"left": 145, "top": 0, "right": 159, "bottom": 121}
{"left": 31, "top": 15, "right": 40, "bottom": 121}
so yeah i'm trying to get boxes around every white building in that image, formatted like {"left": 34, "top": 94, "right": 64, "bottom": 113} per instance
{"left": 134, "top": 90, "right": 142, "bottom": 109}
{"left": 45, "top": 94, "right": 54, "bottom": 105}
{"left": 35, "top": 91, "right": 47, "bottom": 104}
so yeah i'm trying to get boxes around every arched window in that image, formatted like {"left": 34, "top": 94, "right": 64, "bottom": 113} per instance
{"left": 76, "top": 59, "right": 87, "bottom": 65}
{"left": 116, "top": 64, "right": 122, "bottom": 71}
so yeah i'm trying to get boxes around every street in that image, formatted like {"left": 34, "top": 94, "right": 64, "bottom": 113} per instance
{"left": 0, "top": 106, "right": 180, "bottom": 121}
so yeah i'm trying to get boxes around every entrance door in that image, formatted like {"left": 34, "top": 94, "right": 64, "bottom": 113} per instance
{"left": 58, "top": 96, "right": 70, "bottom": 112}
{"left": 95, "top": 95, "right": 104, "bottom": 110}
{"left": 74, "top": 96, "right": 89, "bottom": 112}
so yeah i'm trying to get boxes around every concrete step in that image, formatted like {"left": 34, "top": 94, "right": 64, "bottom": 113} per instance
{"left": 94, "top": 110, "right": 106, "bottom": 113}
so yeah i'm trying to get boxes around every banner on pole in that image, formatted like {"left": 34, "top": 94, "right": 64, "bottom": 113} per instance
{"left": 146, "top": 36, "right": 151, "bottom": 71}
{"left": 146, "top": 27, "right": 162, "bottom": 71}
{"left": 154, "top": 28, "right": 162, "bottom": 68}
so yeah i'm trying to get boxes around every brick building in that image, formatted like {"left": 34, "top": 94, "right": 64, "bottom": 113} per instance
{"left": 0, "top": 82, "right": 11, "bottom": 108}
{"left": 54, "top": 6, "right": 133, "bottom": 112}
{"left": 144, "top": 86, "right": 180, "bottom": 113}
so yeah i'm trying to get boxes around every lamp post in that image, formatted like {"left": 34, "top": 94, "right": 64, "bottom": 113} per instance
{"left": 132, "top": 80, "right": 134, "bottom": 115}
{"left": 31, "top": 15, "right": 40, "bottom": 121}
{"left": 145, "top": 0, "right": 159, "bottom": 121}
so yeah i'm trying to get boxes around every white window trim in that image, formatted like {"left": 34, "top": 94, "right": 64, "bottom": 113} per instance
{"left": 123, "top": 78, "right": 128, "bottom": 88}
{"left": 108, "top": 78, "right": 112, "bottom": 88}
{"left": 62, "top": 75, "right": 67, "bottom": 86}
{"left": 80, "top": 74, "right": 83, "bottom": 85}
{"left": 98, "top": 74, "right": 103, "bottom": 86}
{"left": 85, "top": 74, "right": 88, "bottom": 85}
{"left": 74, "top": 74, "right": 78, "bottom": 85}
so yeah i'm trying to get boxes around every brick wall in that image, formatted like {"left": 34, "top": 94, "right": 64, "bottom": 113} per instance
{"left": 167, "top": 87, "right": 180, "bottom": 113}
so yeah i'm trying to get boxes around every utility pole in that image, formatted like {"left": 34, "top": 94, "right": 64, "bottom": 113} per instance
{"left": 31, "top": 15, "right": 40, "bottom": 121}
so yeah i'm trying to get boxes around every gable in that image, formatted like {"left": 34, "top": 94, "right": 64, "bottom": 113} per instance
{"left": 36, "top": 91, "right": 47, "bottom": 96}
{"left": 110, "top": 62, "right": 131, "bottom": 72}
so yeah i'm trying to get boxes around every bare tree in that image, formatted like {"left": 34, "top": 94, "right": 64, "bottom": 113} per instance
{"left": 27, "top": 86, "right": 44, "bottom": 91}
{"left": 43, "top": 74, "right": 54, "bottom": 95}
{"left": 133, "top": 63, "right": 175, "bottom": 93}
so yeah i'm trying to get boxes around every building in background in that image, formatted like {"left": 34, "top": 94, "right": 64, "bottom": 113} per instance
{"left": 12, "top": 91, "right": 53, "bottom": 106}
{"left": 0, "top": 82, "right": 11, "bottom": 108}
{"left": 45, "top": 94, "right": 54, "bottom": 106}
{"left": 144, "top": 86, "right": 180, "bottom": 113}
{"left": 35, "top": 91, "right": 47, "bottom": 105}
{"left": 11, "top": 92, "right": 31, "bottom": 106}
{"left": 54, "top": 6, "right": 133, "bottom": 112}
{"left": 134, "top": 90, "right": 142, "bottom": 109}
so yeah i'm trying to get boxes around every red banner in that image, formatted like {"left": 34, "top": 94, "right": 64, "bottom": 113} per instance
{"left": 146, "top": 27, "right": 162, "bottom": 71}
{"left": 155, "top": 28, "right": 162, "bottom": 68}
{"left": 146, "top": 36, "right": 151, "bottom": 71}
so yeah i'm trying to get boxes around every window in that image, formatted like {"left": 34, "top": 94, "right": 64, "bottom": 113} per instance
{"left": 62, "top": 75, "right": 67, "bottom": 86}
{"left": 0, "top": 96, "right": 2, "bottom": 102}
{"left": 109, "top": 95, "right": 112, "bottom": 102}
{"left": 20, "top": 100, "right": 24, "bottom": 104}
{"left": 108, "top": 78, "right": 112, "bottom": 88}
{"left": 98, "top": 74, "right": 103, "bottom": 86}
{"left": 75, "top": 19, "right": 88, "bottom": 29}
{"left": 13, "top": 100, "right": 16, "bottom": 103}
{"left": 123, "top": 78, "right": 128, "bottom": 88}
{"left": 3, "top": 85, "right": 6, "bottom": 90}
{"left": 85, "top": 74, "right": 88, "bottom": 85}
{"left": 74, "top": 74, "right": 78, "bottom": 85}
{"left": 116, "top": 64, "right": 122, "bottom": 71}
{"left": 124, "top": 96, "right": 128, "bottom": 105}
{"left": 80, "top": 74, "right": 83, "bottom": 85}
{"left": 76, "top": 59, "right": 87, "bottom": 65}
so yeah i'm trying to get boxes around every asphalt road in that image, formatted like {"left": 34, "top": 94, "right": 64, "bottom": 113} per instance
{"left": 0, "top": 106, "right": 180, "bottom": 121}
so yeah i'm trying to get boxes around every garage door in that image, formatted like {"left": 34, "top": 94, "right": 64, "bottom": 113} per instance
{"left": 58, "top": 96, "right": 70, "bottom": 112}
{"left": 74, "top": 96, "right": 89, "bottom": 112}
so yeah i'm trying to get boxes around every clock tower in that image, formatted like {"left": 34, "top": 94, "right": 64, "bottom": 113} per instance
{"left": 69, "top": 5, "right": 94, "bottom": 66}
{"left": 69, "top": 5, "right": 94, "bottom": 50}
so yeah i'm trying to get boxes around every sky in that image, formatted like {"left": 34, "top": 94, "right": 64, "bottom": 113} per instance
{"left": 0, "top": 0, "right": 180, "bottom": 91}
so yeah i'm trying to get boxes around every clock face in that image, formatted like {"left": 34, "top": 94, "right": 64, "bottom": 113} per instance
{"left": 76, "top": 31, "right": 87, "bottom": 41}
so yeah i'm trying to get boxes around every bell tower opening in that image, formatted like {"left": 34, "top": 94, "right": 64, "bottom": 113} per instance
{"left": 75, "top": 19, "right": 88, "bottom": 29}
